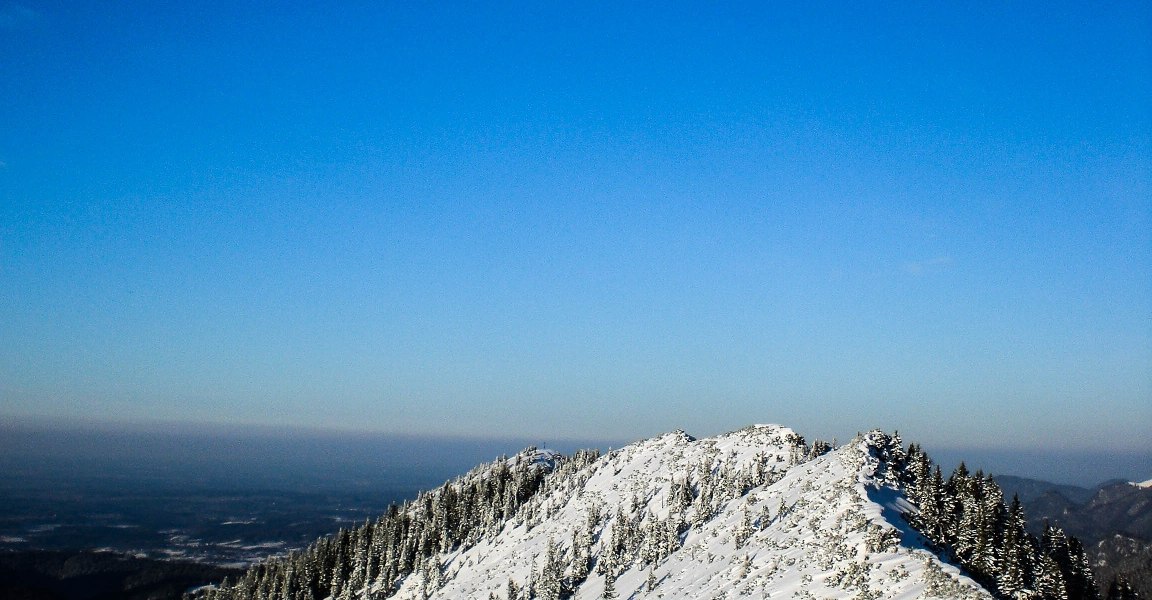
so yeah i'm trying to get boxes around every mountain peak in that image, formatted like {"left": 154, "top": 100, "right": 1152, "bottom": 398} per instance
{"left": 202, "top": 425, "right": 1098, "bottom": 600}
{"left": 388, "top": 427, "right": 988, "bottom": 599}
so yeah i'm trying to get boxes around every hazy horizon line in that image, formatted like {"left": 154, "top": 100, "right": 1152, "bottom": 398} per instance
{"left": 4, "top": 413, "right": 1148, "bottom": 488}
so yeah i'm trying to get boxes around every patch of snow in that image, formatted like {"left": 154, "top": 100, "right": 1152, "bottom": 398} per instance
{"left": 241, "top": 541, "right": 286, "bottom": 550}
{"left": 28, "top": 523, "right": 60, "bottom": 533}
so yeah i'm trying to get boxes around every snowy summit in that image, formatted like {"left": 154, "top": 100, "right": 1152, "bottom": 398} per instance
{"left": 202, "top": 425, "right": 1097, "bottom": 600}
{"left": 392, "top": 426, "right": 987, "bottom": 599}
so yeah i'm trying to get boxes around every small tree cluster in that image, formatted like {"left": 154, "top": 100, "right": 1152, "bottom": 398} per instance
{"left": 867, "top": 432, "right": 1098, "bottom": 600}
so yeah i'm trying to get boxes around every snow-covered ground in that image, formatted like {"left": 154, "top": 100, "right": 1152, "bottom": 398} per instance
{"left": 378, "top": 425, "right": 991, "bottom": 599}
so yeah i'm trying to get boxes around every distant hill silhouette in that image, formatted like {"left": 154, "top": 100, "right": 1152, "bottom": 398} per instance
{"left": 997, "top": 475, "right": 1152, "bottom": 599}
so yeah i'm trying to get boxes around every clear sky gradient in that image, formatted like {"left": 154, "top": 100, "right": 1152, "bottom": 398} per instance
{"left": 2, "top": 2, "right": 1149, "bottom": 452}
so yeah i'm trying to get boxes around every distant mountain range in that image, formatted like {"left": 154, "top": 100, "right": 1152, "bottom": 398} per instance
{"left": 997, "top": 475, "right": 1152, "bottom": 599}
{"left": 198, "top": 425, "right": 1122, "bottom": 600}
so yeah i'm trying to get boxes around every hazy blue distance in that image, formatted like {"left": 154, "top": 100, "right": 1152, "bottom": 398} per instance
{"left": 0, "top": 419, "right": 612, "bottom": 493}
{"left": 2, "top": 420, "right": 1147, "bottom": 490}
{"left": 1, "top": 2, "right": 1149, "bottom": 456}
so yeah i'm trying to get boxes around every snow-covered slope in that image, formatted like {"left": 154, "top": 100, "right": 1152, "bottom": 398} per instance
{"left": 383, "top": 425, "right": 991, "bottom": 599}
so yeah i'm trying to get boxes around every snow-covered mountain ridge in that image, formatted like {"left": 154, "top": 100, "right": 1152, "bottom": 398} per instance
{"left": 393, "top": 425, "right": 986, "bottom": 599}
{"left": 200, "top": 425, "right": 1098, "bottom": 600}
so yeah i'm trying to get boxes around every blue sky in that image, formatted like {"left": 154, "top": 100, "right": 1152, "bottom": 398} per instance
{"left": 1, "top": 1, "right": 1149, "bottom": 453}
